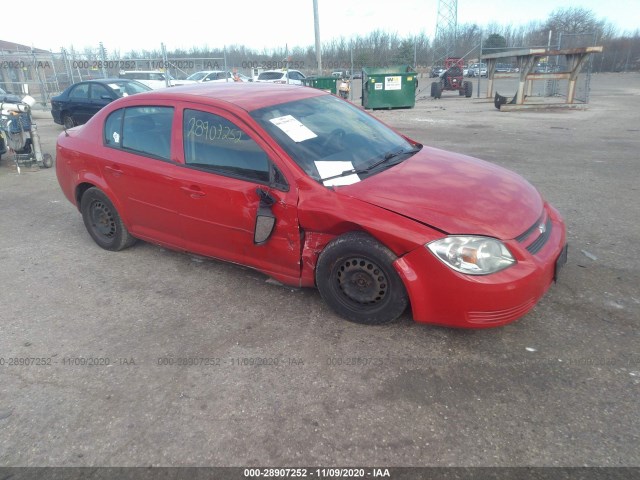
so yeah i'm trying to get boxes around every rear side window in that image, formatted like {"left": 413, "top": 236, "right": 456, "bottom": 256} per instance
{"left": 90, "top": 84, "right": 111, "bottom": 100}
{"left": 183, "top": 109, "right": 270, "bottom": 183}
{"left": 104, "top": 109, "right": 123, "bottom": 146}
{"left": 69, "top": 83, "right": 89, "bottom": 99}
{"left": 104, "top": 106, "right": 174, "bottom": 160}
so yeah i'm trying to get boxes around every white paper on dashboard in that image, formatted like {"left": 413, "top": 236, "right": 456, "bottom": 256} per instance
{"left": 269, "top": 115, "right": 317, "bottom": 142}
{"left": 314, "top": 160, "right": 361, "bottom": 186}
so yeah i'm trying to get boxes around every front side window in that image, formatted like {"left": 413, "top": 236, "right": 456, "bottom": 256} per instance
{"left": 183, "top": 109, "right": 270, "bottom": 183}
{"left": 103, "top": 106, "right": 173, "bottom": 160}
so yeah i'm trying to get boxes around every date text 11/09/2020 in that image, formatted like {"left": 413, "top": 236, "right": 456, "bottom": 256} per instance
{"left": 243, "top": 468, "right": 391, "bottom": 478}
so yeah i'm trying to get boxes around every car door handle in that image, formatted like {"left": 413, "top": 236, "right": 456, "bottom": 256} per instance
{"left": 180, "top": 186, "right": 206, "bottom": 198}
{"left": 104, "top": 165, "right": 124, "bottom": 176}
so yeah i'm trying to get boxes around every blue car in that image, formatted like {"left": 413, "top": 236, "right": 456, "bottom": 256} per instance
{"left": 51, "top": 78, "right": 151, "bottom": 129}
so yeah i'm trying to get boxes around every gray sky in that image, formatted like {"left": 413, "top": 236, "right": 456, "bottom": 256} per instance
{"left": 10, "top": 0, "right": 639, "bottom": 53}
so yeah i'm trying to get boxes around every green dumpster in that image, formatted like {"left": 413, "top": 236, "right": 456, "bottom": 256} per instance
{"left": 303, "top": 76, "right": 338, "bottom": 95}
{"left": 362, "top": 65, "right": 416, "bottom": 109}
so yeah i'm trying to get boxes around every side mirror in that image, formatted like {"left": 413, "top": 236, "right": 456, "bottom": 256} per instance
{"left": 254, "top": 188, "right": 276, "bottom": 245}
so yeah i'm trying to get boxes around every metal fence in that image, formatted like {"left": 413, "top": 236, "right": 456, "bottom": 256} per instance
{"left": 1, "top": 35, "right": 599, "bottom": 108}
{"left": 0, "top": 49, "right": 230, "bottom": 107}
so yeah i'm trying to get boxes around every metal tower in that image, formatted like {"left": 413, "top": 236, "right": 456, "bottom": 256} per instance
{"left": 433, "top": 0, "right": 458, "bottom": 64}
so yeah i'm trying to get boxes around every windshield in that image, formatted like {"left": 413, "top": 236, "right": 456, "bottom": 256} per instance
{"left": 186, "top": 72, "right": 209, "bottom": 81}
{"left": 258, "top": 71, "right": 285, "bottom": 81}
{"left": 108, "top": 81, "right": 151, "bottom": 97}
{"left": 251, "top": 95, "right": 417, "bottom": 184}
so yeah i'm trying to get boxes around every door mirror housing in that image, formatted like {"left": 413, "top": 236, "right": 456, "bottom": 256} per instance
{"left": 254, "top": 188, "right": 276, "bottom": 244}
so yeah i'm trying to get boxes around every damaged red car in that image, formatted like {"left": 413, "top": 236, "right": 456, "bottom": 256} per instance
{"left": 56, "top": 83, "right": 567, "bottom": 328}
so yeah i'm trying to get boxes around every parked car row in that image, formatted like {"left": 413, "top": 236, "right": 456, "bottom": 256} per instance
{"left": 467, "top": 63, "right": 487, "bottom": 77}
{"left": 50, "top": 68, "right": 308, "bottom": 128}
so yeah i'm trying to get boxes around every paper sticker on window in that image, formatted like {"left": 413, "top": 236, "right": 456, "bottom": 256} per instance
{"left": 269, "top": 115, "right": 317, "bottom": 143}
{"left": 385, "top": 76, "right": 401, "bottom": 90}
{"left": 314, "top": 160, "right": 360, "bottom": 186}
{"left": 112, "top": 131, "right": 120, "bottom": 144}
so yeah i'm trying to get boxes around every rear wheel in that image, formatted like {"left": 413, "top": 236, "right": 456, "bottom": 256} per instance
{"left": 15, "top": 138, "right": 32, "bottom": 154}
{"left": 315, "top": 232, "right": 408, "bottom": 325}
{"left": 80, "top": 187, "right": 136, "bottom": 251}
{"left": 464, "top": 81, "right": 473, "bottom": 97}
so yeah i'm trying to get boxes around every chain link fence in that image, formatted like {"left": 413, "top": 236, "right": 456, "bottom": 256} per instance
{"left": 0, "top": 49, "right": 232, "bottom": 107}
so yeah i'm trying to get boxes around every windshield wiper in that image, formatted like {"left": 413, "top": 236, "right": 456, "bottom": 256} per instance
{"left": 319, "top": 145, "right": 422, "bottom": 183}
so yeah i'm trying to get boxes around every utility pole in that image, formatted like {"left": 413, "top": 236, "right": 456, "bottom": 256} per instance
{"left": 313, "top": 0, "right": 322, "bottom": 73}
{"left": 433, "top": 0, "right": 458, "bottom": 64}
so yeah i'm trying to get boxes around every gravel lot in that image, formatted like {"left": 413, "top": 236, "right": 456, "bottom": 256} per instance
{"left": 0, "top": 73, "right": 639, "bottom": 468}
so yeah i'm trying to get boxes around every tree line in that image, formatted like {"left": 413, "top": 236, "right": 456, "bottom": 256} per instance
{"left": 109, "top": 7, "right": 638, "bottom": 74}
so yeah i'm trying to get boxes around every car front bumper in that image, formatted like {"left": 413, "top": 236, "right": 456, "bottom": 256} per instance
{"left": 394, "top": 204, "right": 567, "bottom": 328}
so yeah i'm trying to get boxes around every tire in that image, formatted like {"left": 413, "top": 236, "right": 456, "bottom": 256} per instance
{"left": 15, "top": 138, "right": 32, "bottom": 155}
{"left": 80, "top": 187, "right": 136, "bottom": 251}
{"left": 464, "top": 81, "right": 473, "bottom": 98}
{"left": 62, "top": 114, "right": 76, "bottom": 130}
{"left": 315, "top": 232, "right": 408, "bottom": 325}
{"left": 42, "top": 153, "right": 53, "bottom": 168}
{"left": 434, "top": 82, "right": 442, "bottom": 99}
{"left": 430, "top": 82, "right": 438, "bottom": 98}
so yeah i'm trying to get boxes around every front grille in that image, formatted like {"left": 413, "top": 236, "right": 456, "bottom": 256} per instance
{"left": 515, "top": 215, "right": 543, "bottom": 243}
{"left": 526, "top": 217, "right": 552, "bottom": 255}
{"left": 516, "top": 212, "right": 553, "bottom": 256}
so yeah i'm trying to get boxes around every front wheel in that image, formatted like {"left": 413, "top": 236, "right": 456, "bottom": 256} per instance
{"left": 62, "top": 114, "right": 76, "bottom": 130}
{"left": 315, "top": 232, "right": 408, "bottom": 325}
{"left": 41, "top": 153, "right": 53, "bottom": 168}
{"left": 80, "top": 187, "right": 136, "bottom": 251}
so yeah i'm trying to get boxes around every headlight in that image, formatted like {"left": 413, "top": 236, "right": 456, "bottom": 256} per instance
{"left": 426, "top": 236, "right": 515, "bottom": 275}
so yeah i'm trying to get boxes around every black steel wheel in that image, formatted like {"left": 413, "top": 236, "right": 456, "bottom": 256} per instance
{"left": 316, "top": 232, "right": 408, "bottom": 325}
{"left": 62, "top": 114, "right": 76, "bottom": 130}
{"left": 80, "top": 187, "right": 136, "bottom": 251}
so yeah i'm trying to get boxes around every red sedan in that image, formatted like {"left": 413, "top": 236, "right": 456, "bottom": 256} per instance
{"left": 55, "top": 83, "right": 567, "bottom": 328}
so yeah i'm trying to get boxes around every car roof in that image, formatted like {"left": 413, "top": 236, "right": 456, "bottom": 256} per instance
{"left": 120, "top": 70, "right": 165, "bottom": 74}
{"left": 259, "top": 69, "right": 302, "bottom": 74}
{"left": 78, "top": 78, "right": 139, "bottom": 84}
{"left": 116, "top": 82, "right": 324, "bottom": 111}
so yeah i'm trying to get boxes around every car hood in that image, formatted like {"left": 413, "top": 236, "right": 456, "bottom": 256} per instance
{"left": 336, "top": 146, "right": 543, "bottom": 239}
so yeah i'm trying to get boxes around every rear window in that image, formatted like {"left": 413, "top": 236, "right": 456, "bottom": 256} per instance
{"left": 258, "top": 72, "right": 285, "bottom": 81}
{"left": 119, "top": 72, "right": 140, "bottom": 80}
